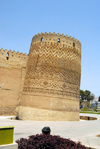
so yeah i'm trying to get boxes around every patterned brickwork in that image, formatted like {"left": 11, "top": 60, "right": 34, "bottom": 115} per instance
{"left": 19, "top": 32, "right": 81, "bottom": 121}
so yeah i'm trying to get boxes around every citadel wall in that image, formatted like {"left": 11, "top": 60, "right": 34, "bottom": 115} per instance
{"left": 0, "top": 48, "right": 28, "bottom": 115}
{"left": 0, "top": 32, "right": 81, "bottom": 121}
{"left": 19, "top": 32, "right": 81, "bottom": 121}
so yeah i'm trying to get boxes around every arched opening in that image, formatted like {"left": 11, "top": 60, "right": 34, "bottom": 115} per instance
{"left": 6, "top": 57, "right": 9, "bottom": 60}
{"left": 6, "top": 52, "right": 9, "bottom": 60}
{"left": 6, "top": 52, "right": 9, "bottom": 56}
{"left": 73, "top": 43, "right": 75, "bottom": 47}
{"left": 41, "top": 37, "right": 43, "bottom": 42}
{"left": 58, "top": 38, "right": 60, "bottom": 43}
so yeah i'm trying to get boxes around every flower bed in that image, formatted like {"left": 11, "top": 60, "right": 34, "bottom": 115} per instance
{"left": 16, "top": 134, "right": 91, "bottom": 149}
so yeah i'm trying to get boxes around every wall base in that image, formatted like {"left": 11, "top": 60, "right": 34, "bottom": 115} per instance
{"left": 18, "top": 106, "right": 79, "bottom": 121}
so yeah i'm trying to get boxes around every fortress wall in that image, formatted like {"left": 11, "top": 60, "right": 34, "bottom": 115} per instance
{"left": 18, "top": 106, "right": 79, "bottom": 121}
{"left": 0, "top": 32, "right": 81, "bottom": 121}
{"left": 0, "top": 48, "right": 28, "bottom": 115}
{"left": 19, "top": 32, "right": 81, "bottom": 121}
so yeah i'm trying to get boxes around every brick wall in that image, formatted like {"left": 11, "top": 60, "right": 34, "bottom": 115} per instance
{"left": 19, "top": 32, "right": 81, "bottom": 121}
{"left": 0, "top": 48, "right": 28, "bottom": 115}
{"left": 0, "top": 32, "right": 81, "bottom": 121}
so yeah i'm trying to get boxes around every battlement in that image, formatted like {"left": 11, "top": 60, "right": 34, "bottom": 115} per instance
{"left": 0, "top": 48, "right": 28, "bottom": 56}
{"left": 0, "top": 48, "right": 29, "bottom": 69}
{"left": 32, "top": 32, "right": 81, "bottom": 50}
{"left": 0, "top": 48, "right": 28, "bottom": 61}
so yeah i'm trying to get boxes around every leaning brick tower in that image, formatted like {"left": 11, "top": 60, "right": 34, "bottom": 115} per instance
{"left": 19, "top": 32, "right": 81, "bottom": 121}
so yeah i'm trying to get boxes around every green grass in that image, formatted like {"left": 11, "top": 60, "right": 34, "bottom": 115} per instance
{"left": 81, "top": 109, "right": 93, "bottom": 111}
{"left": 81, "top": 109, "right": 100, "bottom": 111}
{"left": 80, "top": 110, "right": 100, "bottom": 114}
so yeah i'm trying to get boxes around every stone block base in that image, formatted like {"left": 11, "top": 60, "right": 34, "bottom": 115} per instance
{"left": 18, "top": 106, "right": 79, "bottom": 121}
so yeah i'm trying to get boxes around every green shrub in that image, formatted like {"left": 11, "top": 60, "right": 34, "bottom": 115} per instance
{"left": 93, "top": 107, "right": 96, "bottom": 111}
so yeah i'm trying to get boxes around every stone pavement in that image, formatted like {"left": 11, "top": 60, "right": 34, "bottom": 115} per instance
{"left": 0, "top": 113, "right": 100, "bottom": 149}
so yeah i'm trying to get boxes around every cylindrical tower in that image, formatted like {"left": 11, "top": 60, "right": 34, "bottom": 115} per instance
{"left": 19, "top": 32, "right": 81, "bottom": 121}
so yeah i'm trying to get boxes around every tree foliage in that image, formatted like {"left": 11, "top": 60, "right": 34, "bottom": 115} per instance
{"left": 80, "top": 89, "right": 95, "bottom": 101}
{"left": 86, "top": 101, "right": 91, "bottom": 108}
{"left": 98, "top": 96, "right": 100, "bottom": 102}
{"left": 80, "top": 90, "right": 86, "bottom": 100}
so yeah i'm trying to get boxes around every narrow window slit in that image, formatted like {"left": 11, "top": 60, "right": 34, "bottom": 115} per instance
{"left": 41, "top": 37, "right": 43, "bottom": 42}
{"left": 58, "top": 38, "right": 60, "bottom": 43}
{"left": 6, "top": 53, "right": 9, "bottom": 56}
{"left": 6, "top": 57, "right": 9, "bottom": 60}
{"left": 73, "top": 43, "right": 75, "bottom": 47}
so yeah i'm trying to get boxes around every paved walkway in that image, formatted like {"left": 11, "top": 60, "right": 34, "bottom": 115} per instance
{"left": 0, "top": 113, "right": 100, "bottom": 149}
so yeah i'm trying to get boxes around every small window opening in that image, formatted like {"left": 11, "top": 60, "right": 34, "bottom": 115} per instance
{"left": 6, "top": 53, "right": 9, "bottom": 56}
{"left": 12, "top": 55, "right": 13, "bottom": 57}
{"left": 58, "top": 38, "right": 60, "bottom": 43}
{"left": 73, "top": 43, "right": 75, "bottom": 47}
{"left": 41, "top": 37, "right": 43, "bottom": 42}
{"left": 2, "top": 53, "right": 3, "bottom": 55}
{"left": 6, "top": 57, "right": 9, "bottom": 60}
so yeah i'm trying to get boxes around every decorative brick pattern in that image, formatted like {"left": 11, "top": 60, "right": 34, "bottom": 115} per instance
{"left": 19, "top": 32, "right": 81, "bottom": 121}
{"left": 0, "top": 32, "right": 81, "bottom": 120}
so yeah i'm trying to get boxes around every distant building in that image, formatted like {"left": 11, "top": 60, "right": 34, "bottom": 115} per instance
{"left": 90, "top": 97, "right": 99, "bottom": 108}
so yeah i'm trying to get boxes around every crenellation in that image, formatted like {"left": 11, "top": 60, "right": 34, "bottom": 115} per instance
{"left": 65, "top": 34, "right": 68, "bottom": 38}
{"left": 32, "top": 32, "right": 81, "bottom": 52}
{"left": 0, "top": 48, "right": 28, "bottom": 70}
{"left": 0, "top": 48, "right": 28, "bottom": 57}
{"left": 0, "top": 48, "right": 4, "bottom": 51}
{"left": 53, "top": 32, "right": 56, "bottom": 35}
{"left": 61, "top": 33, "right": 64, "bottom": 36}
{"left": 44, "top": 32, "right": 48, "bottom": 35}
{"left": 57, "top": 33, "right": 60, "bottom": 36}
{"left": 17, "top": 51, "right": 19, "bottom": 54}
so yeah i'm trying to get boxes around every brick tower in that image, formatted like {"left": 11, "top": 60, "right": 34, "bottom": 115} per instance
{"left": 19, "top": 32, "right": 81, "bottom": 121}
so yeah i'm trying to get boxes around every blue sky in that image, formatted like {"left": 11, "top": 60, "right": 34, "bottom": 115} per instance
{"left": 0, "top": 0, "right": 100, "bottom": 97}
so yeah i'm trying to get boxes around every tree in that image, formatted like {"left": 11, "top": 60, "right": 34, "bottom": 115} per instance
{"left": 90, "top": 93, "right": 95, "bottom": 101}
{"left": 98, "top": 96, "right": 100, "bottom": 102}
{"left": 86, "top": 101, "right": 91, "bottom": 108}
{"left": 85, "top": 90, "right": 91, "bottom": 97}
{"left": 80, "top": 89, "right": 95, "bottom": 101}
{"left": 80, "top": 90, "right": 86, "bottom": 100}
